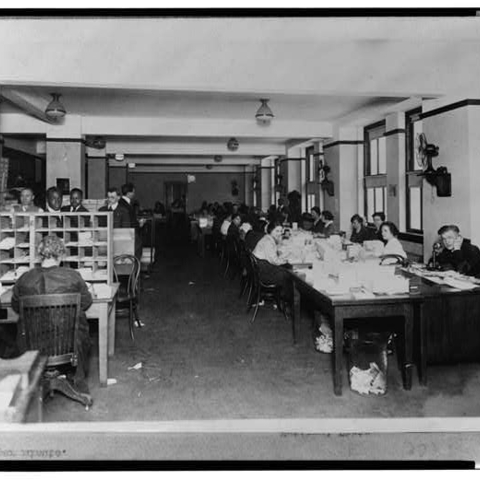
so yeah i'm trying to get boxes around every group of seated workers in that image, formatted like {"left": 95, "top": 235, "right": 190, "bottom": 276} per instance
{"left": 347, "top": 212, "right": 407, "bottom": 259}
{"left": 310, "top": 207, "right": 336, "bottom": 237}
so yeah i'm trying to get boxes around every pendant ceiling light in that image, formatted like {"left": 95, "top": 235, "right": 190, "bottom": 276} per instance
{"left": 45, "top": 93, "right": 66, "bottom": 119}
{"left": 255, "top": 98, "right": 274, "bottom": 124}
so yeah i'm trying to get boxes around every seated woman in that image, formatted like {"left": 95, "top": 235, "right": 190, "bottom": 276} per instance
{"left": 227, "top": 213, "right": 242, "bottom": 240}
{"left": 11, "top": 235, "right": 93, "bottom": 396}
{"left": 252, "top": 221, "right": 292, "bottom": 304}
{"left": 311, "top": 207, "right": 324, "bottom": 234}
{"left": 321, "top": 210, "right": 336, "bottom": 238}
{"left": 245, "top": 219, "right": 267, "bottom": 252}
{"left": 381, "top": 221, "right": 407, "bottom": 259}
{"left": 349, "top": 214, "right": 372, "bottom": 244}
{"left": 220, "top": 213, "right": 232, "bottom": 237}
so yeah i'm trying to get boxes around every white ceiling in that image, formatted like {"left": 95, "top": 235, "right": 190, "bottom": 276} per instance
{"left": 0, "top": 16, "right": 479, "bottom": 165}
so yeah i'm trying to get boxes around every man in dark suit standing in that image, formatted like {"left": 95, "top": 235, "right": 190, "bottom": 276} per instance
{"left": 99, "top": 187, "right": 131, "bottom": 228}
{"left": 119, "top": 183, "right": 145, "bottom": 260}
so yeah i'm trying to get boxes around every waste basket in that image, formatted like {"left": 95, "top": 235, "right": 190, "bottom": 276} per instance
{"left": 348, "top": 330, "right": 389, "bottom": 396}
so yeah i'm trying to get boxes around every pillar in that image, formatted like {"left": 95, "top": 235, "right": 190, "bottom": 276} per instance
{"left": 46, "top": 116, "right": 85, "bottom": 192}
{"left": 323, "top": 127, "right": 362, "bottom": 232}
{"left": 260, "top": 158, "right": 272, "bottom": 212}
{"left": 284, "top": 146, "right": 302, "bottom": 194}
{"left": 86, "top": 146, "right": 108, "bottom": 199}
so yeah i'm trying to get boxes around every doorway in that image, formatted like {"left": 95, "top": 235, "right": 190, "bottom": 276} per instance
{"left": 164, "top": 181, "right": 187, "bottom": 211}
{"left": 165, "top": 181, "right": 188, "bottom": 245}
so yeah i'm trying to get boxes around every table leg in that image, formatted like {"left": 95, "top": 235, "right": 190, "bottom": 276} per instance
{"left": 418, "top": 301, "right": 427, "bottom": 386}
{"left": 108, "top": 298, "right": 116, "bottom": 357}
{"left": 403, "top": 303, "right": 414, "bottom": 390}
{"left": 37, "top": 383, "right": 43, "bottom": 423}
{"left": 333, "top": 310, "right": 344, "bottom": 396}
{"left": 292, "top": 280, "right": 301, "bottom": 345}
{"left": 98, "top": 303, "right": 108, "bottom": 387}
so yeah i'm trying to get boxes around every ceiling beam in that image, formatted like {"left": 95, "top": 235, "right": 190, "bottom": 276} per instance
{"left": 1, "top": 87, "right": 56, "bottom": 124}
{"left": 105, "top": 139, "right": 285, "bottom": 157}
{"left": 108, "top": 157, "right": 260, "bottom": 167}
{"left": 121, "top": 165, "right": 247, "bottom": 174}
{"left": 83, "top": 117, "right": 333, "bottom": 139}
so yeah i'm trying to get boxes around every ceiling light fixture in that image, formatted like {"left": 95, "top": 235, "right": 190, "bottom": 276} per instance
{"left": 227, "top": 137, "right": 239, "bottom": 151}
{"left": 255, "top": 98, "right": 274, "bottom": 124}
{"left": 45, "top": 93, "right": 66, "bottom": 119}
{"left": 214, "top": 155, "right": 223, "bottom": 163}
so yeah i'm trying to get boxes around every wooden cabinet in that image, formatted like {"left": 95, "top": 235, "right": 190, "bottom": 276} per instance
{"left": 0, "top": 212, "right": 113, "bottom": 284}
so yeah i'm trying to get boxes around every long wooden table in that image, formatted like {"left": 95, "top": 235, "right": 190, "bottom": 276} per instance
{"left": 289, "top": 270, "right": 423, "bottom": 396}
{"left": 0, "top": 284, "right": 119, "bottom": 387}
{"left": 290, "top": 266, "right": 480, "bottom": 395}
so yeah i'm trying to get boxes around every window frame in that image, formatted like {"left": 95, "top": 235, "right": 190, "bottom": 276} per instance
{"left": 305, "top": 145, "right": 316, "bottom": 211}
{"left": 364, "top": 121, "right": 387, "bottom": 224}
{"left": 405, "top": 107, "right": 424, "bottom": 234}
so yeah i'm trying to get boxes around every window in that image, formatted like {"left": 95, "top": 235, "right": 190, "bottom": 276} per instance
{"left": 405, "top": 107, "right": 423, "bottom": 233}
{"left": 305, "top": 146, "right": 316, "bottom": 211}
{"left": 364, "top": 121, "right": 387, "bottom": 223}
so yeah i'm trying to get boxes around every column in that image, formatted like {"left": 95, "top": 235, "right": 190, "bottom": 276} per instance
{"left": 86, "top": 146, "right": 108, "bottom": 199}
{"left": 284, "top": 146, "right": 302, "bottom": 194}
{"left": 260, "top": 158, "right": 272, "bottom": 212}
{"left": 323, "top": 127, "right": 362, "bottom": 232}
{"left": 46, "top": 116, "right": 85, "bottom": 191}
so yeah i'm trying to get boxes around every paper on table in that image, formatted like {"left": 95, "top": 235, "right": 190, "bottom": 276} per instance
{"left": 352, "top": 290, "right": 376, "bottom": 300}
{"left": 443, "top": 278, "right": 477, "bottom": 290}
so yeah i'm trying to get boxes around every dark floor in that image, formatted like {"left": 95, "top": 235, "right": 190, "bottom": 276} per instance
{"left": 43, "top": 242, "right": 480, "bottom": 422}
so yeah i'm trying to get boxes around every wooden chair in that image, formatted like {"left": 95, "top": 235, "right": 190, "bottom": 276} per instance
{"left": 223, "top": 235, "right": 241, "bottom": 278}
{"left": 246, "top": 252, "right": 288, "bottom": 324}
{"left": 18, "top": 293, "right": 93, "bottom": 410}
{"left": 113, "top": 254, "right": 142, "bottom": 340}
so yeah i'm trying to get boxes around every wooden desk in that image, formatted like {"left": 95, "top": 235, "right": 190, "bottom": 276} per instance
{"left": 400, "top": 269, "right": 480, "bottom": 381}
{"left": 0, "top": 284, "right": 119, "bottom": 387}
{"left": 289, "top": 270, "right": 423, "bottom": 396}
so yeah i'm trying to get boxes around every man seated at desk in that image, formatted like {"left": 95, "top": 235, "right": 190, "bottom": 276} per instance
{"left": 430, "top": 224, "right": 480, "bottom": 277}
{"left": 11, "top": 235, "right": 93, "bottom": 397}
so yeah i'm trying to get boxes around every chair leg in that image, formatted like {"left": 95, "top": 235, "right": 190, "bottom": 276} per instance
{"left": 49, "top": 376, "right": 93, "bottom": 409}
{"left": 133, "top": 302, "right": 142, "bottom": 328}
{"left": 239, "top": 274, "right": 246, "bottom": 298}
{"left": 223, "top": 255, "right": 230, "bottom": 277}
{"left": 129, "top": 301, "right": 135, "bottom": 341}
{"left": 246, "top": 281, "right": 253, "bottom": 309}
{"left": 251, "top": 289, "right": 261, "bottom": 323}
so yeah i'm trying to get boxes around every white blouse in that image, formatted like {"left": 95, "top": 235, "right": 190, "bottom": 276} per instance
{"left": 252, "top": 234, "right": 284, "bottom": 266}
{"left": 384, "top": 237, "right": 407, "bottom": 258}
